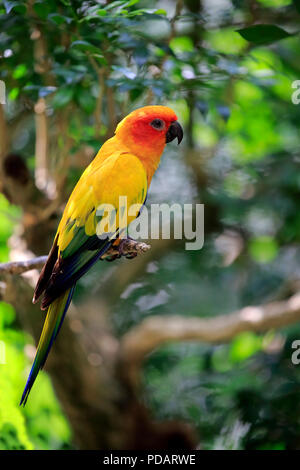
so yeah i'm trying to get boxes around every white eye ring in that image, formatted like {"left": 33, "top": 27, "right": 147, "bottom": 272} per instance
{"left": 150, "top": 119, "right": 165, "bottom": 130}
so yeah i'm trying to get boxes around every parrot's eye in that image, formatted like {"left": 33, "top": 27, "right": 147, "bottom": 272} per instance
{"left": 150, "top": 118, "right": 165, "bottom": 130}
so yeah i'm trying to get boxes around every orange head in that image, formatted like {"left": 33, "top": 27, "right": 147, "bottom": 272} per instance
{"left": 115, "top": 105, "right": 183, "bottom": 182}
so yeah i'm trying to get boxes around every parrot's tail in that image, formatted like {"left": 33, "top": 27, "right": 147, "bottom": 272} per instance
{"left": 20, "top": 285, "right": 75, "bottom": 406}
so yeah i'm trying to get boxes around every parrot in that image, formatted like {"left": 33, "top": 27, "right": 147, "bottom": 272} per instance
{"left": 20, "top": 105, "right": 183, "bottom": 405}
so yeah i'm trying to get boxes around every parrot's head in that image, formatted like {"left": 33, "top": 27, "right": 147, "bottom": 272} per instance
{"left": 115, "top": 105, "right": 183, "bottom": 160}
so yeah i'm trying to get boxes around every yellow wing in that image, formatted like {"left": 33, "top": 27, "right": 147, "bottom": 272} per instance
{"left": 34, "top": 151, "right": 148, "bottom": 308}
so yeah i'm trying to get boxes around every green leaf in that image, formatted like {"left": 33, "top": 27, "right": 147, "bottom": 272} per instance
{"left": 12, "top": 64, "right": 27, "bottom": 80}
{"left": 230, "top": 332, "right": 262, "bottom": 362}
{"left": 0, "top": 302, "right": 15, "bottom": 327}
{"left": 70, "top": 40, "right": 102, "bottom": 56}
{"left": 8, "top": 87, "right": 19, "bottom": 100}
{"left": 3, "top": 0, "right": 17, "bottom": 14}
{"left": 52, "top": 87, "right": 74, "bottom": 108}
{"left": 48, "top": 13, "right": 72, "bottom": 25}
{"left": 96, "top": 9, "right": 107, "bottom": 17}
{"left": 3, "top": 0, "right": 26, "bottom": 14}
{"left": 236, "top": 24, "right": 291, "bottom": 45}
{"left": 33, "top": 1, "right": 51, "bottom": 19}
{"left": 154, "top": 9, "right": 167, "bottom": 15}
{"left": 170, "top": 36, "right": 194, "bottom": 54}
{"left": 257, "top": 0, "right": 291, "bottom": 6}
{"left": 248, "top": 236, "right": 279, "bottom": 263}
{"left": 105, "top": 1, "right": 126, "bottom": 10}
{"left": 76, "top": 88, "right": 95, "bottom": 114}
{"left": 126, "top": 0, "right": 140, "bottom": 6}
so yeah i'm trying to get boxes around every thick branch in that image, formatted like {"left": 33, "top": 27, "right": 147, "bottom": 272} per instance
{"left": 121, "top": 292, "right": 300, "bottom": 385}
{"left": 0, "top": 239, "right": 151, "bottom": 276}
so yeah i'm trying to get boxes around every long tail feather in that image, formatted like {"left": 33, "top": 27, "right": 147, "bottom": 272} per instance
{"left": 20, "top": 285, "right": 75, "bottom": 406}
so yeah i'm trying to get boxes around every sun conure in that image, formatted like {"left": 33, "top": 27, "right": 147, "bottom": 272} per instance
{"left": 20, "top": 105, "right": 183, "bottom": 405}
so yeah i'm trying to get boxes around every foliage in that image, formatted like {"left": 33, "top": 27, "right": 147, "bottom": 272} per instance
{"left": 1, "top": 0, "right": 300, "bottom": 450}
{"left": 0, "top": 301, "right": 71, "bottom": 449}
{"left": 0, "top": 195, "right": 20, "bottom": 262}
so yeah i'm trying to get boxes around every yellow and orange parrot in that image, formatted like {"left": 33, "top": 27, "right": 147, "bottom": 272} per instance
{"left": 20, "top": 105, "right": 183, "bottom": 405}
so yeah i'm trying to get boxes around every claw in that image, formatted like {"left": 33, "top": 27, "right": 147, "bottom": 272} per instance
{"left": 104, "top": 237, "right": 137, "bottom": 262}
{"left": 124, "top": 252, "right": 137, "bottom": 260}
{"left": 118, "top": 237, "right": 138, "bottom": 259}
{"left": 104, "top": 253, "right": 121, "bottom": 262}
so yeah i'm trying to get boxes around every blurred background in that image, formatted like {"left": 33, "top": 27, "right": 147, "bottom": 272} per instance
{"left": 0, "top": 0, "right": 300, "bottom": 450}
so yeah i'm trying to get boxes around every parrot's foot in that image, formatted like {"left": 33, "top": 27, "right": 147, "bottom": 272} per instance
{"left": 104, "top": 237, "right": 138, "bottom": 262}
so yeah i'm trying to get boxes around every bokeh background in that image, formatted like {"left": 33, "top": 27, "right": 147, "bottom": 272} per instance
{"left": 1, "top": 0, "right": 300, "bottom": 450}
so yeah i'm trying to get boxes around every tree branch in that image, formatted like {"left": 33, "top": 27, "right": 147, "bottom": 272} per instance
{"left": 120, "top": 292, "right": 300, "bottom": 385}
{"left": 0, "top": 239, "right": 151, "bottom": 276}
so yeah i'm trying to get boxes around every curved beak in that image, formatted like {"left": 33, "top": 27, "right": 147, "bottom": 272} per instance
{"left": 166, "top": 121, "right": 183, "bottom": 145}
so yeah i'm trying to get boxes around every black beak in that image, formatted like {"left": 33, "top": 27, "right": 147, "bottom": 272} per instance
{"left": 166, "top": 121, "right": 183, "bottom": 145}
